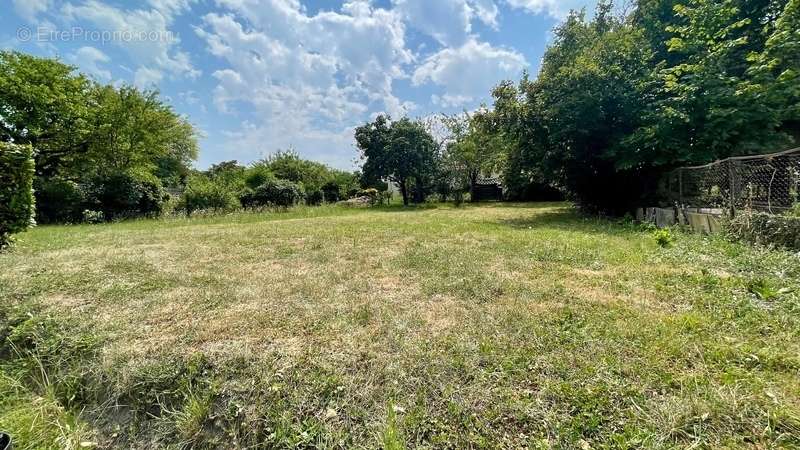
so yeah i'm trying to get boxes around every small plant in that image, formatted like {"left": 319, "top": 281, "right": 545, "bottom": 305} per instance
{"left": 82, "top": 210, "right": 105, "bottom": 224}
{"left": 747, "top": 278, "right": 792, "bottom": 301}
{"left": 653, "top": 228, "right": 674, "bottom": 247}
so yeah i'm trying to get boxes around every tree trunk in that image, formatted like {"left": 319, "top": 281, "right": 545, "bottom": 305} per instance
{"left": 469, "top": 170, "right": 479, "bottom": 202}
{"left": 399, "top": 179, "right": 409, "bottom": 206}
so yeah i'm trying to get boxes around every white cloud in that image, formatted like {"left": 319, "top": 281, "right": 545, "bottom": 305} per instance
{"left": 393, "top": 0, "right": 472, "bottom": 46}
{"left": 504, "top": 0, "right": 598, "bottom": 18}
{"left": 11, "top": 0, "right": 51, "bottom": 23}
{"left": 471, "top": 0, "right": 500, "bottom": 27}
{"left": 61, "top": 0, "right": 199, "bottom": 88}
{"left": 413, "top": 38, "right": 527, "bottom": 107}
{"left": 198, "top": 0, "right": 417, "bottom": 166}
{"left": 69, "top": 46, "right": 111, "bottom": 80}
{"left": 393, "top": 0, "right": 499, "bottom": 46}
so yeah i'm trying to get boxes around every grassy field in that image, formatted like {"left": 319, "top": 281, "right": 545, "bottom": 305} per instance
{"left": 1, "top": 203, "right": 799, "bottom": 449}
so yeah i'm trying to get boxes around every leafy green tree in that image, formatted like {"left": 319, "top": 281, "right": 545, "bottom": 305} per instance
{"left": 443, "top": 110, "right": 507, "bottom": 201}
{"left": 478, "top": 0, "right": 797, "bottom": 213}
{"left": 261, "top": 150, "right": 330, "bottom": 193}
{"left": 1, "top": 51, "right": 199, "bottom": 221}
{"left": 0, "top": 51, "right": 92, "bottom": 178}
{"left": 87, "top": 85, "right": 198, "bottom": 183}
{"left": 355, "top": 116, "right": 439, "bottom": 205}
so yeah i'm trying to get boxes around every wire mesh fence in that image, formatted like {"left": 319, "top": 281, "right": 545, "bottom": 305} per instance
{"left": 664, "top": 147, "right": 800, "bottom": 216}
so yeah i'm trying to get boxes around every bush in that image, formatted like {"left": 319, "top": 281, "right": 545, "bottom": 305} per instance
{"left": 726, "top": 212, "right": 800, "bottom": 251}
{"left": 245, "top": 179, "right": 304, "bottom": 208}
{"left": 306, "top": 189, "right": 324, "bottom": 206}
{"left": 653, "top": 228, "right": 674, "bottom": 248}
{"left": 34, "top": 177, "right": 85, "bottom": 224}
{"left": 83, "top": 172, "right": 165, "bottom": 220}
{"left": 244, "top": 165, "right": 274, "bottom": 190}
{"left": 321, "top": 181, "right": 342, "bottom": 203}
{"left": 0, "top": 143, "right": 35, "bottom": 249}
{"left": 82, "top": 209, "right": 105, "bottom": 224}
{"left": 178, "top": 175, "right": 241, "bottom": 214}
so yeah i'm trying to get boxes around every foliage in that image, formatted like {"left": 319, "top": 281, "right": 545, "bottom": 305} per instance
{"left": 0, "top": 143, "right": 35, "bottom": 249}
{"left": 305, "top": 189, "right": 324, "bottom": 206}
{"left": 0, "top": 51, "right": 92, "bottom": 179}
{"left": 260, "top": 150, "right": 330, "bottom": 193}
{"left": 0, "top": 51, "right": 198, "bottom": 223}
{"left": 82, "top": 210, "right": 105, "bottom": 224}
{"left": 178, "top": 174, "right": 241, "bottom": 214}
{"left": 244, "top": 164, "right": 275, "bottom": 190}
{"left": 34, "top": 178, "right": 85, "bottom": 224}
{"left": 653, "top": 228, "right": 675, "bottom": 247}
{"left": 82, "top": 171, "right": 166, "bottom": 220}
{"left": 442, "top": 110, "right": 507, "bottom": 201}
{"left": 355, "top": 116, "right": 439, "bottom": 205}
{"left": 85, "top": 85, "right": 198, "bottom": 181}
{"left": 472, "top": 0, "right": 799, "bottom": 214}
{"left": 726, "top": 210, "right": 800, "bottom": 250}
{"left": 244, "top": 178, "right": 304, "bottom": 208}
{"left": 747, "top": 278, "right": 793, "bottom": 301}
{"left": 321, "top": 181, "right": 343, "bottom": 203}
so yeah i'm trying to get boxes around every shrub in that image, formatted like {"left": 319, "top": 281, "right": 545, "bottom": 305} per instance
{"left": 321, "top": 181, "right": 342, "bottom": 203}
{"left": 244, "top": 165, "right": 274, "bottom": 190}
{"left": 726, "top": 211, "right": 800, "bottom": 251}
{"left": 653, "top": 228, "right": 674, "bottom": 248}
{"left": 34, "top": 177, "right": 85, "bottom": 224}
{"left": 82, "top": 209, "right": 105, "bottom": 224}
{"left": 0, "top": 143, "right": 35, "bottom": 249}
{"left": 178, "top": 175, "right": 241, "bottom": 214}
{"left": 83, "top": 172, "right": 165, "bottom": 220}
{"left": 246, "top": 179, "right": 304, "bottom": 208}
{"left": 305, "top": 189, "right": 324, "bottom": 206}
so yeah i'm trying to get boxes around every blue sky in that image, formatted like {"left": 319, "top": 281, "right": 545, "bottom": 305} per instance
{"left": 2, "top": 0, "right": 598, "bottom": 169}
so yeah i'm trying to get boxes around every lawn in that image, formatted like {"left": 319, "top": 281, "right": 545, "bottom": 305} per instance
{"left": 1, "top": 203, "right": 799, "bottom": 449}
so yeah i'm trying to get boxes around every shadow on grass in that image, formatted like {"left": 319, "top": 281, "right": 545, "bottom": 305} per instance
{"left": 496, "top": 206, "right": 637, "bottom": 237}
{"left": 370, "top": 201, "right": 572, "bottom": 213}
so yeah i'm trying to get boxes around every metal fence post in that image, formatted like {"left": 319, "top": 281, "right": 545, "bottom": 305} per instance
{"left": 728, "top": 160, "right": 737, "bottom": 218}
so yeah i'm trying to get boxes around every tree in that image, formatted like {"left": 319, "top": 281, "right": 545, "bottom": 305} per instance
{"left": 0, "top": 51, "right": 93, "bottom": 178}
{"left": 355, "top": 116, "right": 439, "bottom": 206}
{"left": 1, "top": 51, "right": 199, "bottom": 222}
{"left": 86, "top": 85, "right": 198, "bottom": 183}
{"left": 260, "top": 150, "right": 330, "bottom": 192}
{"left": 443, "top": 109, "right": 508, "bottom": 201}
{"left": 473, "top": 0, "right": 797, "bottom": 214}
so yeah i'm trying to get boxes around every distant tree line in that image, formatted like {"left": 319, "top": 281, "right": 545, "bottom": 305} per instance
{"left": 0, "top": 51, "right": 365, "bottom": 227}
{"left": 177, "top": 150, "right": 363, "bottom": 214}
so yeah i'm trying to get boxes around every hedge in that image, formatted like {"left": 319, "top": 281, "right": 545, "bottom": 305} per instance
{"left": 0, "top": 142, "right": 35, "bottom": 249}
{"left": 726, "top": 211, "right": 800, "bottom": 251}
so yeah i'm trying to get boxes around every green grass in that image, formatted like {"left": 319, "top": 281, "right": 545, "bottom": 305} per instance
{"left": 1, "top": 202, "right": 799, "bottom": 448}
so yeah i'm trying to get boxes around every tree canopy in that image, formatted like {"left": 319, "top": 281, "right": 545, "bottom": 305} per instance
{"left": 460, "top": 0, "right": 800, "bottom": 213}
{"left": 355, "top": 116, "right": 439, "bottom": 205}
{"left": 0, "top": 51, "right": 198, "bottom": 222}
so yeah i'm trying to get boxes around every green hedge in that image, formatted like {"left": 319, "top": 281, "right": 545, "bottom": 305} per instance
{"left": 726, "top": 211, "right": 800, "bottom": 251}
{"left": 0, "top": 143, "right": 35, "bottom": 249}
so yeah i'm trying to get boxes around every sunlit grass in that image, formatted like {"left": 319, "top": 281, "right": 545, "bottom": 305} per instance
{"left": 1, "top": 202, "right": 799, "bottom": 448}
